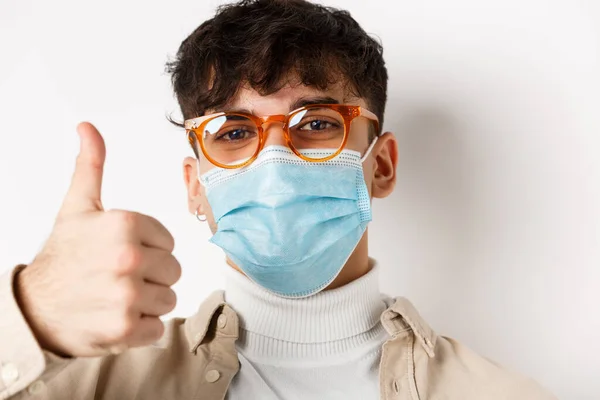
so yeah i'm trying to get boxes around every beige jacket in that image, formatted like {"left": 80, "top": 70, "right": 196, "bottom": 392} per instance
{"left": 0, "top": 265, "right": 556, "bottom": 400}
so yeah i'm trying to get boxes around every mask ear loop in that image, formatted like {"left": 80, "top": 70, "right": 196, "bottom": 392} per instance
{"left": 193, "top": 158, "right": 208, "bottom": 222}
{"left": 197, "top": 158, "right": 218, "bottom": 188}
{"left": 195, "top": 208, "right": 207, "bottom": 222}
{"left": 359, "top": 131, "right": 391, "bottom": 163}
{"left": 360, "top": 136, "right": 378, "bottom": 163}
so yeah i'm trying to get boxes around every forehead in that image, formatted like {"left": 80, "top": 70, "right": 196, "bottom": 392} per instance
{"left": 215, "top": 79, "right": 365, "bottom": 115}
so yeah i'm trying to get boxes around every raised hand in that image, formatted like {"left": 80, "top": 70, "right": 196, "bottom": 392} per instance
{"left": 14, "top": 122, "right": 182, "bottom": 357}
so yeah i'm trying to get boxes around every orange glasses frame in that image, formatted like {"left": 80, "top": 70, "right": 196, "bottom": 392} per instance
{"left": 184, "top": 104, "right": 380, "bottom": 169}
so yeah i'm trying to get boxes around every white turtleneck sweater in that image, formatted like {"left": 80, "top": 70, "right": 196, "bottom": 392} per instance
{"left": 222, "top": 260, "right": 391, "bottom": 400}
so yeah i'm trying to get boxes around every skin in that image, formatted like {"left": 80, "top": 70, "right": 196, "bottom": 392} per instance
{"left": 13, "top": 79, "right": 397, "bottom": 359}
{"left": 183, "top": 80, "right": 399, "bottom": 289}
{"left": 15, "top": 122, "right": 181, "bottom": 357}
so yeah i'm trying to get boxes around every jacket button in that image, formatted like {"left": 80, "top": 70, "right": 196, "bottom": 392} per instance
{"left": 217, "top": 314, "right": 227, "bottom": 329}
{"left": 205, "top": 369, "right": 221, "bottom": 383}
{"left": 1, "top": 363, "right": 19, "bottom": 385}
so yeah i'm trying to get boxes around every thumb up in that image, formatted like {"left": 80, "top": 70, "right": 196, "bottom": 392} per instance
{"left": 15, "top": 122, "right": 182, "bottom": 357}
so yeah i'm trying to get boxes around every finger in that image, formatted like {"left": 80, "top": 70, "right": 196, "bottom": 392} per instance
{"left": 138, "top": 282, "right": 177, "bottom": 317}
{"left": 60, "top": 122, "right": 106, "bottom": 216}
{"left": 135, "top": 213, "right": 176, "bottom": 252}
{"left": 125, "top": 316, "right": 165, "bottom": 348}
{"left": 108, "top": 210, "right": 175, "bottom": 252}
{"left": 142, "top": 250, "right": 182, "bottom": 287}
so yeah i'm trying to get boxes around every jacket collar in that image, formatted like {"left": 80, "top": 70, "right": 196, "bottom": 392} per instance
{"left": 380, "top": 297, "right": 437, "bottom": 358}
{"left": 184, "top": 290, "right": 239, "bottom": 353}
{"left": 184, "top": 290, "right": 437, "bottom": 358}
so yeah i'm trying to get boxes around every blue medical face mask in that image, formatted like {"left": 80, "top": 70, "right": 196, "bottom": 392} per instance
{"left": 199, "top": 143, "right": 376, "bottom": 298}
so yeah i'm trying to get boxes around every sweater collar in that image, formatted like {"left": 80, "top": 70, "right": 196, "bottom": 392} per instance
{"left": 220, "top": 258, "right": 386, "bottom": 343}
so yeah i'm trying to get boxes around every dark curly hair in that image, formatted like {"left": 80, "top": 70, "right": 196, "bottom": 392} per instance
{"left": 166, "top": 0, "right": 388, "bottom": 133}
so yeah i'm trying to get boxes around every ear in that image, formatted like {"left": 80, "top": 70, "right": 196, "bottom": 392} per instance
{"left": 183, "top": 156, "right": 204, "bottom": 215}
{"left": 371, "top": 132, "right": 398, "bottom": 199}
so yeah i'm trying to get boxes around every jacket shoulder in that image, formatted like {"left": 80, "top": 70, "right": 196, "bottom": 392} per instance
{"left": 380, "top": 297, "right": 556, "bottom": 400}
{"left": 416, "top": 334, "right": 557, "bottom": 399}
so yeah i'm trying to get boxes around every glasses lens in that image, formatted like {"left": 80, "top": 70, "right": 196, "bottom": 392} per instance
{"left": 200, "top": 114, "right": 260, "bottom": 166}
{"left": 288, "top": 107, "right": 346, "bottom": 160}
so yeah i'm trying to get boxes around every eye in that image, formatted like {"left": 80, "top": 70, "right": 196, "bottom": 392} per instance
{"left": 298, "top": 119, "right": 337, "bottom": 131}
{"left": 215, "top": 128, "right": 256, "bottom": 141}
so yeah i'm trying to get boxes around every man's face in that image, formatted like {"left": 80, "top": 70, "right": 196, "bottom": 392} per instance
{"left": 182, "top": 80, "right": 398, "bottom": 235}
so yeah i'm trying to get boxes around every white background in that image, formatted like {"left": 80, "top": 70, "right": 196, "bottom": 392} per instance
{"left": 1, "top": 0, "right": 598, "bottom": 398}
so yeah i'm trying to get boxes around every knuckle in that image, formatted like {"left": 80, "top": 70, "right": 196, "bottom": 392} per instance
{"left": 115, "top": 246, "right": 143, "bottom": 275}
{"left": 109, "top": 209, "right": 138, "bottom": 231}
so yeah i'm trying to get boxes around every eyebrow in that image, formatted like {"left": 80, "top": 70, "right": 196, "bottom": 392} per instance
{"left": 289, "top": 96, "right": 340, "bottom": 111}
{"left": 224, "top": 96, "right": 341, "bottom": 115}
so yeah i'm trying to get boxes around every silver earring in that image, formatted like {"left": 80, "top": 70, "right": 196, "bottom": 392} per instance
{"left": 195, "top": 208, "right": 207, "bottom": 222}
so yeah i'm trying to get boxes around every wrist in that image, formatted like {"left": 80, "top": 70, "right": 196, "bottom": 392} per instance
{"left": 13, "top": 265, "right": 70, "bottom": 357}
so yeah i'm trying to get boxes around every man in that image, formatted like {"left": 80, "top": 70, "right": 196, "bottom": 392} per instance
{"left": 0, "top": 0, "right": 555, "bottom": 399}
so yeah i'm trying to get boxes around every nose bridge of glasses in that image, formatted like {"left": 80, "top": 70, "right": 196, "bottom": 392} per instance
{"left": 257, "top": 114, "right": 289, "bottom": 146}
{"left": 258, "top": 114, "right": 287, "bottom": 127}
